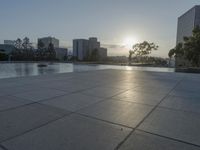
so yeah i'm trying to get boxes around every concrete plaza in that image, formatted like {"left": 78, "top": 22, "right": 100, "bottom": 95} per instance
{"left": 0, "top": 69, "right": 200, "bottom": 150}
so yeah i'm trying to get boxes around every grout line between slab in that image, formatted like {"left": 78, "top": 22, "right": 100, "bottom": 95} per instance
{"left": 0, "top": 87, "right": 130, "bottom": 144}
{"left": 75, "top": 112, "right": 134, "bottom": 130}
{"left": 157, "top": 105, "right": 200, "bottom": 115}
{"left": 114, "top": 77, "right": 185, "bottom": 150}
{"left": 0, "top": 112, "right": 74, "bottom": 144}
{"left": 0, "top": 144, "right": 9, "bottom": 150}
{"left": 137, "top": 129, "right": 200, "bottom": 148}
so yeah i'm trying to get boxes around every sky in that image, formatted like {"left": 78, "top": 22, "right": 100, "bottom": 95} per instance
{"left": 0, "top": 0, "right": 199, "bottom": 57}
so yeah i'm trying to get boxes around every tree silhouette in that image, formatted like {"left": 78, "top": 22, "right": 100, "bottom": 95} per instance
{"left": 47, "top": 42, "right": 56, "bottom": 60}
{"left": 169, "top": 26, "right": 200, "bottom": 67}
{"left": 129, "top": 41, "right": 158, "bottom": 63}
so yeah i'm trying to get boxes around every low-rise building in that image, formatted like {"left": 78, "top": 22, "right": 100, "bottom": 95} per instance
{"left": 0, "top": 44, "right": 16, "bottom": 61}
{"left": 4, "top": 40, "right": 15, "bottom": 45}
{"left": 0, "top": 44, "right": 15, "bottom": 55}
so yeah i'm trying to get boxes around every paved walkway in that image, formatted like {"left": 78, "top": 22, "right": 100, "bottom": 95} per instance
{"left": 0, "top": 69, "right": 200, "bottom": 150}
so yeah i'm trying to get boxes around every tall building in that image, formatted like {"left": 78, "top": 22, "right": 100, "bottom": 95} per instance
{"left": 177, "top": 5, "right": 200, "bottom": 44}
{"left": 38, "top": 37, "right": 59, "bottom": 49}
{"left": 176, "top": 5, "right": 200, "bottom": 67}
{"left": 73, "top": 37, "right": 107, "bottom": 61}
{"left": 73, "top": 39, "right": 89, "bottom": 60}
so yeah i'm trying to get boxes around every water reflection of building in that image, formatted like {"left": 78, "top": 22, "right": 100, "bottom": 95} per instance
{"left": 73, "top": 37, "right": 107, "bottom": 61}
{"left": 176, "top": 5, "right": 200, "bottom": 67}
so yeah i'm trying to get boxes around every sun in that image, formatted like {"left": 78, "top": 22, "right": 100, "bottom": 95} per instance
{"left": 123, "top": 37, "right": 138, "bottom": 49}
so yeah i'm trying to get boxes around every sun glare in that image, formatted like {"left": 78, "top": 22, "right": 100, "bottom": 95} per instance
{"left": 123, "top": 37, "right": 138, "bottom": 50}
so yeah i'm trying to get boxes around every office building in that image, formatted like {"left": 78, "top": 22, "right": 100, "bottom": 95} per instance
{"left": 73, "top": 39, "right": 89, "bottom": 60}
{"left": 38, "top": 37, "right": 59, "bottom": 49}
{"left": 176, "top": 5, "right": 200, "bottom": 67}
{"left": 73, "top": 37, "right": 107, "bottom": 61}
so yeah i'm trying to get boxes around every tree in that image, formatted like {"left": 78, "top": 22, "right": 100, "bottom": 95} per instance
{"left": 47, "top": 42, "right": 56, "bottom": 60}
{"left": 90, "top": 49, "right": 99, "bottom": 61}
{"left": 169, "top": 26, "right": 200, "bottom": 67}
{"left": 129, "top": 41, "right": 158, "bottom": 63}
{"left": 22, "top": 37, "right": 34, "bottom": 60}
{"left": 169, "top": 43, "right": 183, "bottom": 58}
{"left": 14, "top": 38, "right": 22, "bottom": 50}
{"left": 0, "top": 52, "right": 8, "bottom": 61}
{"left": 183, "top": 26, "right": 200, "bottom": 67}
{"left": 12, "top": 37, "right": 34, "bottom": 61}
{"left": 36, "top": 40, "right": 45, "bottom": 60}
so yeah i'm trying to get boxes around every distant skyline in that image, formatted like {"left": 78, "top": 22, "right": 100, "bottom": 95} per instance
{"left": 0, "top": 0, "right": 199, "bottom": 57}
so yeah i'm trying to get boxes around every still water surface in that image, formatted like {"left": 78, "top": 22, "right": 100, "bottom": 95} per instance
{"left": 0, "top": 63, "right": 175, "bottom": 79}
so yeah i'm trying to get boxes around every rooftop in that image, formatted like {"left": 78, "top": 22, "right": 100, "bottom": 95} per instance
{"left": 0, "top": 69, "right": 200, "bottom": 150}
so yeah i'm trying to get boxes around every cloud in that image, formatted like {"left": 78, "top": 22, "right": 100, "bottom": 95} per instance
{"left": 101, "top": 44, "right": 125, "bottom": 49}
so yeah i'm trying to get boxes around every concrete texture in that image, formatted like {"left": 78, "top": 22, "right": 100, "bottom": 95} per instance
{"left": 0, "top": 69, "right": 199, "bottom": 150}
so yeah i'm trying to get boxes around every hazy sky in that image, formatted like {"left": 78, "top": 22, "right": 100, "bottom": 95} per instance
{"left": 0, "top": 0, "right": 199, "bottom": 57}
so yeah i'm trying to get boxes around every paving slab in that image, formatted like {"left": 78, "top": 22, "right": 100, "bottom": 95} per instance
{"left": 170, "top": 90, "right": 200, "bottom": 99}
{"left": 13, "top": 89, "right": 68, "bottom": 102}
{"left": 139, "top": 107, "right": 200, "bottom": 146}
{"left": 40, "top": 93, "right": 104, "bottom": 112}
{"left": 175, "top": 81, "right": 200, "bottom": 93}
{"left": 2, "top": 114, "right": 131, "bottom": 150}
{"left": 0, "top": 103, "right": 69, "bottom": 142}
{"left": 119, "top": 130, "right": 200, "bottom": 150}
{"left": 112, "top": 90, "right": 165, "bottom": 106}
{"left": 81, "top": 87, "right": 127, "bottom": 98}
{"left": 160, "top": 95, "right": 200, "bottom": 113}
{"left": 0, "top": 84, "right": 46, "bottom": 96}
{"left": 0, "top": 95, "right": 32, "bottom": 111}
{"left": 38, "top": 79, "right": 98, "bottom": 93}
{"left": 79, "top": 99, "right": 154, "bottom": 128}
{"left": 133, "top": 85, "right": 172, "bottom": 95}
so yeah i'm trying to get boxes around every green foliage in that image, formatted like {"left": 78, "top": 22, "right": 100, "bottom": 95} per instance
{"left": 89, "top": 49, "right": 99, "bottom": 61}
{"left": 129, "top": 41, "right": 158, "bottom": 63}
{"left": 169, "top": 26, "right": 200, "bottom": 67}
{"left": 168, "top": 43, "right": 183, "bottom": 58}
{"left": 12, "top": 37, "right": 33, "bottom": 61}
{"left": 12, "top": 37, "right": 57, "bottom": 61}
{"left": 131, "top": 56, "right": 167, "bottom": 66}
{"left": 0, "top": 52, "right": 8, "bottom": 61}
{"left": 47, "top": 42, "right": 56, "bottom": 60}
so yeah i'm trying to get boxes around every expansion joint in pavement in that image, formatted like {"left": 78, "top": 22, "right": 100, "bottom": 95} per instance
{"left": 114, "top": 77, "right": 185, "bottom": 150}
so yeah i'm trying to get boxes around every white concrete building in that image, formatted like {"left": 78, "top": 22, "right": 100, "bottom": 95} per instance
{"left": 38, "top": 37, "right": 59, "bottom": 49}
{"left": 73, "top": 39, "right": 89, "bottom": 60}
{"left": 177, "top": 5, "right": 200, "bottom": 44}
